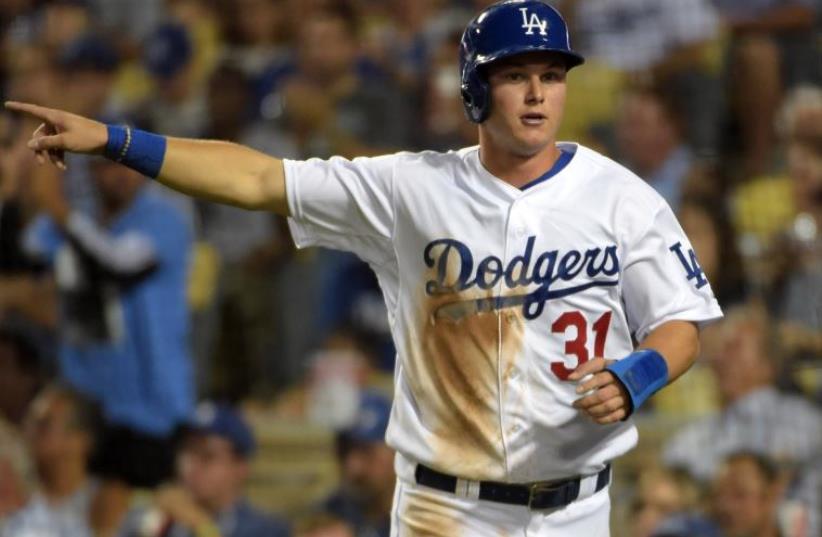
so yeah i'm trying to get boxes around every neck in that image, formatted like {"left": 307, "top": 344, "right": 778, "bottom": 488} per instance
{"left": 478, "top": 136, "right": 561, "bottom": 189}
{"left": 38, "top": 459, "right": 87, "bottom": 502}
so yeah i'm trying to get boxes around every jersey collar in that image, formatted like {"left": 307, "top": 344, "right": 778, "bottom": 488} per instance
{"left": 468, "top": 142, "right": 580, "bottom": 199}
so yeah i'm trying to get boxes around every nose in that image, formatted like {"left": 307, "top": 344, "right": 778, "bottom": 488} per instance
{"left": 525, "top": 74, "right": 544, "bottom": 104}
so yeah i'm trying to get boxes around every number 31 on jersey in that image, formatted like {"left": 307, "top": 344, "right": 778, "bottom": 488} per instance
{"left": 551, "top": 311, "right": 612, "bottom": 380}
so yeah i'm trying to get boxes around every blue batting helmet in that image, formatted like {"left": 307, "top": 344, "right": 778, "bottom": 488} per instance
{"left": 460, "top": 0, "right": 584, "bottom": 123}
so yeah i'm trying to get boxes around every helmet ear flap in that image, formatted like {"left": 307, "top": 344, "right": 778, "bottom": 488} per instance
{"left": 461, "top": 67, "right": 490, "bottom": 124}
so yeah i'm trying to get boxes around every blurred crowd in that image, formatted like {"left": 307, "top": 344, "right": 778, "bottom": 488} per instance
{"left": 0, "top": 0, "right": 820, "bottom": 536}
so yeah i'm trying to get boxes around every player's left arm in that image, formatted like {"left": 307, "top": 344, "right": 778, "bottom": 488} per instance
{"left": 570, "top": 320, "right": 699, "bottom": 424}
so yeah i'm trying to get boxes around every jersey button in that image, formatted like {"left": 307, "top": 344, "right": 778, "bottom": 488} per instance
{"left": 504, "top": 311, "right": 516, "bottom": 324}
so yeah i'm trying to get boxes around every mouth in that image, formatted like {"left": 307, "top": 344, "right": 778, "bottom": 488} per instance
{"left": 520, "top": 113, "right": 546, "bottom": 126}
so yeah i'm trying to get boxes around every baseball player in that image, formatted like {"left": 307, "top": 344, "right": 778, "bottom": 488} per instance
{"left": 6, "top": 1, "right": 722, "bottom": 535}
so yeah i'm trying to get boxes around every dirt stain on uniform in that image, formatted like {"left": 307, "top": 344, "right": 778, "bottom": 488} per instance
{"left": 400, "top": 487, "right": 463, "bottom": 536}
{"left": 406, "top": 285, "right": 526, "bottom": 480}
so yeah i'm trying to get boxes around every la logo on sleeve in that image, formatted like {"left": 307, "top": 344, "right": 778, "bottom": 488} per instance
{"left": 669, "top": 242, "right": 708, "bottom": 289}
{"left": 519, "top": 7, "right": 549, "bottom": 36}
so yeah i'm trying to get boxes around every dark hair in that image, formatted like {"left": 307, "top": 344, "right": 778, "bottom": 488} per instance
{"left": 0, "top": 325, "right": 43, "bottom": 377}
{"left": 724, "top": 451, "right": 780, "bottom": 484}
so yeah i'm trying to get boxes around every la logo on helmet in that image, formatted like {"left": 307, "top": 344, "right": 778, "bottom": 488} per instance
{"left": 519, "top": 7, "right": 548, "bottom": 36}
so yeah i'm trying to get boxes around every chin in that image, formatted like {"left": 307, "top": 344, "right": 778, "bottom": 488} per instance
{"left": 510, "top": 137, "right": 552, "bottom": 157}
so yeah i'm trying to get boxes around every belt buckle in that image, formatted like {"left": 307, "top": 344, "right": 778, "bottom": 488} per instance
{"left": 528, "top": 479, "right": 566, "bottom": 508}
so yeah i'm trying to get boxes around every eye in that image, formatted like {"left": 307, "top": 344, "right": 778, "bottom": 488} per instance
{"left": 541, "top": 71, "right": 564, "bottom": 82}
{"left": 505, "top": 71, "right": 526, "bottom": 81}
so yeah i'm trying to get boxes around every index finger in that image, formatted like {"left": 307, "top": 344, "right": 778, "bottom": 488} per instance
{"left": 4, "top": 101, "right": 60, "bottom": 125}
{"left": 568, "top": 357, "right": 610, "bottom": 381}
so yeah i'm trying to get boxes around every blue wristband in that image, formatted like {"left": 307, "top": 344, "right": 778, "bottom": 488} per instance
{"left": 104, "top": 124, "right": 127, "bottom": 158}
{"left": 104, "top": 125, "right": 167, "bottom": 179}
{"left": 606, "top": 349, "right": 669, "bottom": 417}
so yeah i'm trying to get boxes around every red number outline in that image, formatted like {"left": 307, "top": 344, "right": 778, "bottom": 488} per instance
{"left": 551, "top": 311, "right": 612, "bottom": 380}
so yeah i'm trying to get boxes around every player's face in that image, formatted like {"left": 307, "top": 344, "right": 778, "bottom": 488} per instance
{"left": 482, "top": 52, "right": 567, "bottom": 157}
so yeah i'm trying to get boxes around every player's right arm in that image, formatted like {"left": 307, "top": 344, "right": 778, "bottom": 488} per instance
{"left": 4, "top": 101, "right": 289, "bottom": 215}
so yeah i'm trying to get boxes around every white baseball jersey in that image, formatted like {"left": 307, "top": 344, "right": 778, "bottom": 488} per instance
{"left": 284, "top": 142, "right": 722, "bottom": 484}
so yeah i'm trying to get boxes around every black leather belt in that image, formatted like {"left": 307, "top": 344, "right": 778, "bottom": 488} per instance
{"left": 414, "top": 463, "right": 611, "bottom": 510}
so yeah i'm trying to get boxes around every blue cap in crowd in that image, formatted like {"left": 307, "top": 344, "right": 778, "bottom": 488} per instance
{"left": 143, "top": 23, "right": 193, "bottom": 80}
{"left": 651, "top": 515, "right": 724, "bottom": 537}
{"left": 339, "top": 391, "right": 392, "bottom": 444}
{"left": 59, "top": 34, "right": 119, "bottom": 72}
{"left": 186, "top": 401, "right": 256, "bottom": 458}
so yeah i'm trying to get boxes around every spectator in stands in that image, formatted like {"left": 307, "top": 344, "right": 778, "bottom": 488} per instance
{"left": 58, "top": 34, "right": 121, "bottom": 120}
{"left": 197, "top": 61, "right": 297, "bottom": 397}
{"left": 770, "top": 86, "right": 822, "bottom": 364}
{"left": 140, "top": 23, "right": 208, "bottom": 138}
{"left": 711, "top": 452, "right": 786, "bottom": 537}
{"left": 294, "top": 513, "right": 355, "bottom": 537}
{"left": 1, "top": 112, "right": 46, "bottom": 275}
{"left": 274, "top": 330, "right": 388, "bottom": 425}
{"left": 0, "top": 322, "right": 46, "bottom": 426}
{"left": 360, "top": 0, "right": 453, "bottom": 94}
{"left": 2, "top": 42, "right": 55, "bottom": 114}
{"left": 23, "top": 158, "right": 195, "bottom": 535}
{"left": 2, "top": 384, "right": 99, "bottom": 537}
{"left": 322, "top": 391, "right": 394, "bottom": 537}
{"left": 34, "top": 0, "right": 94, "bottom": 54}
{"left": 0, "top": 322, "right": 46, "bottom": 518}
{"left": 677, "top": 195, "right": 748, "bottom": 307}
{"left": 0, "top": 117, "right": 60, "bottom": 329}
{"left": 664, "top": 304, "right": 822, "bottom": 536}
{"left": 715, "top": 0, "right": 820, "bottom": 177}
{"left": 630, "top": 467, "right": 702, "bottom": 537}
{"left": 280, "top": 4, "right": 413, "bottom": 158}
{"left": 117, "top": 401, "right": 290, "bottom": 537}
{"left": 217, "top": 0, "right": 289, "bottom": 78}
{"left": 89, "top": 0, "right": 164, "bottom": 58}
{"left": 314, "top": 254, "right": 396, "bottom": 373}
{"left": 571, "top": 0, "right": 722, "bottom": 155}
{"left": 650, "top": 515, "right": 723, "bottom": 537}
{"left": 57, "top": 33, "right": 122, "bottom": 219}
{"left": 615, "top": 84, "right": 700, "bottom": 211}
{"left": 420, "top": 30, "right": 478, "bottom": 152}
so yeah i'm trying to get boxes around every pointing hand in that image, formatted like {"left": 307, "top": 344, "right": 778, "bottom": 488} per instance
{"left": 4, "top": 101, "right": 108, "bottom": 170}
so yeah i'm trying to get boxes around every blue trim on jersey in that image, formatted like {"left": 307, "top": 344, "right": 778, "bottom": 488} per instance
{"left": 520, "top": 149, "right": 574, "bottom": 191}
